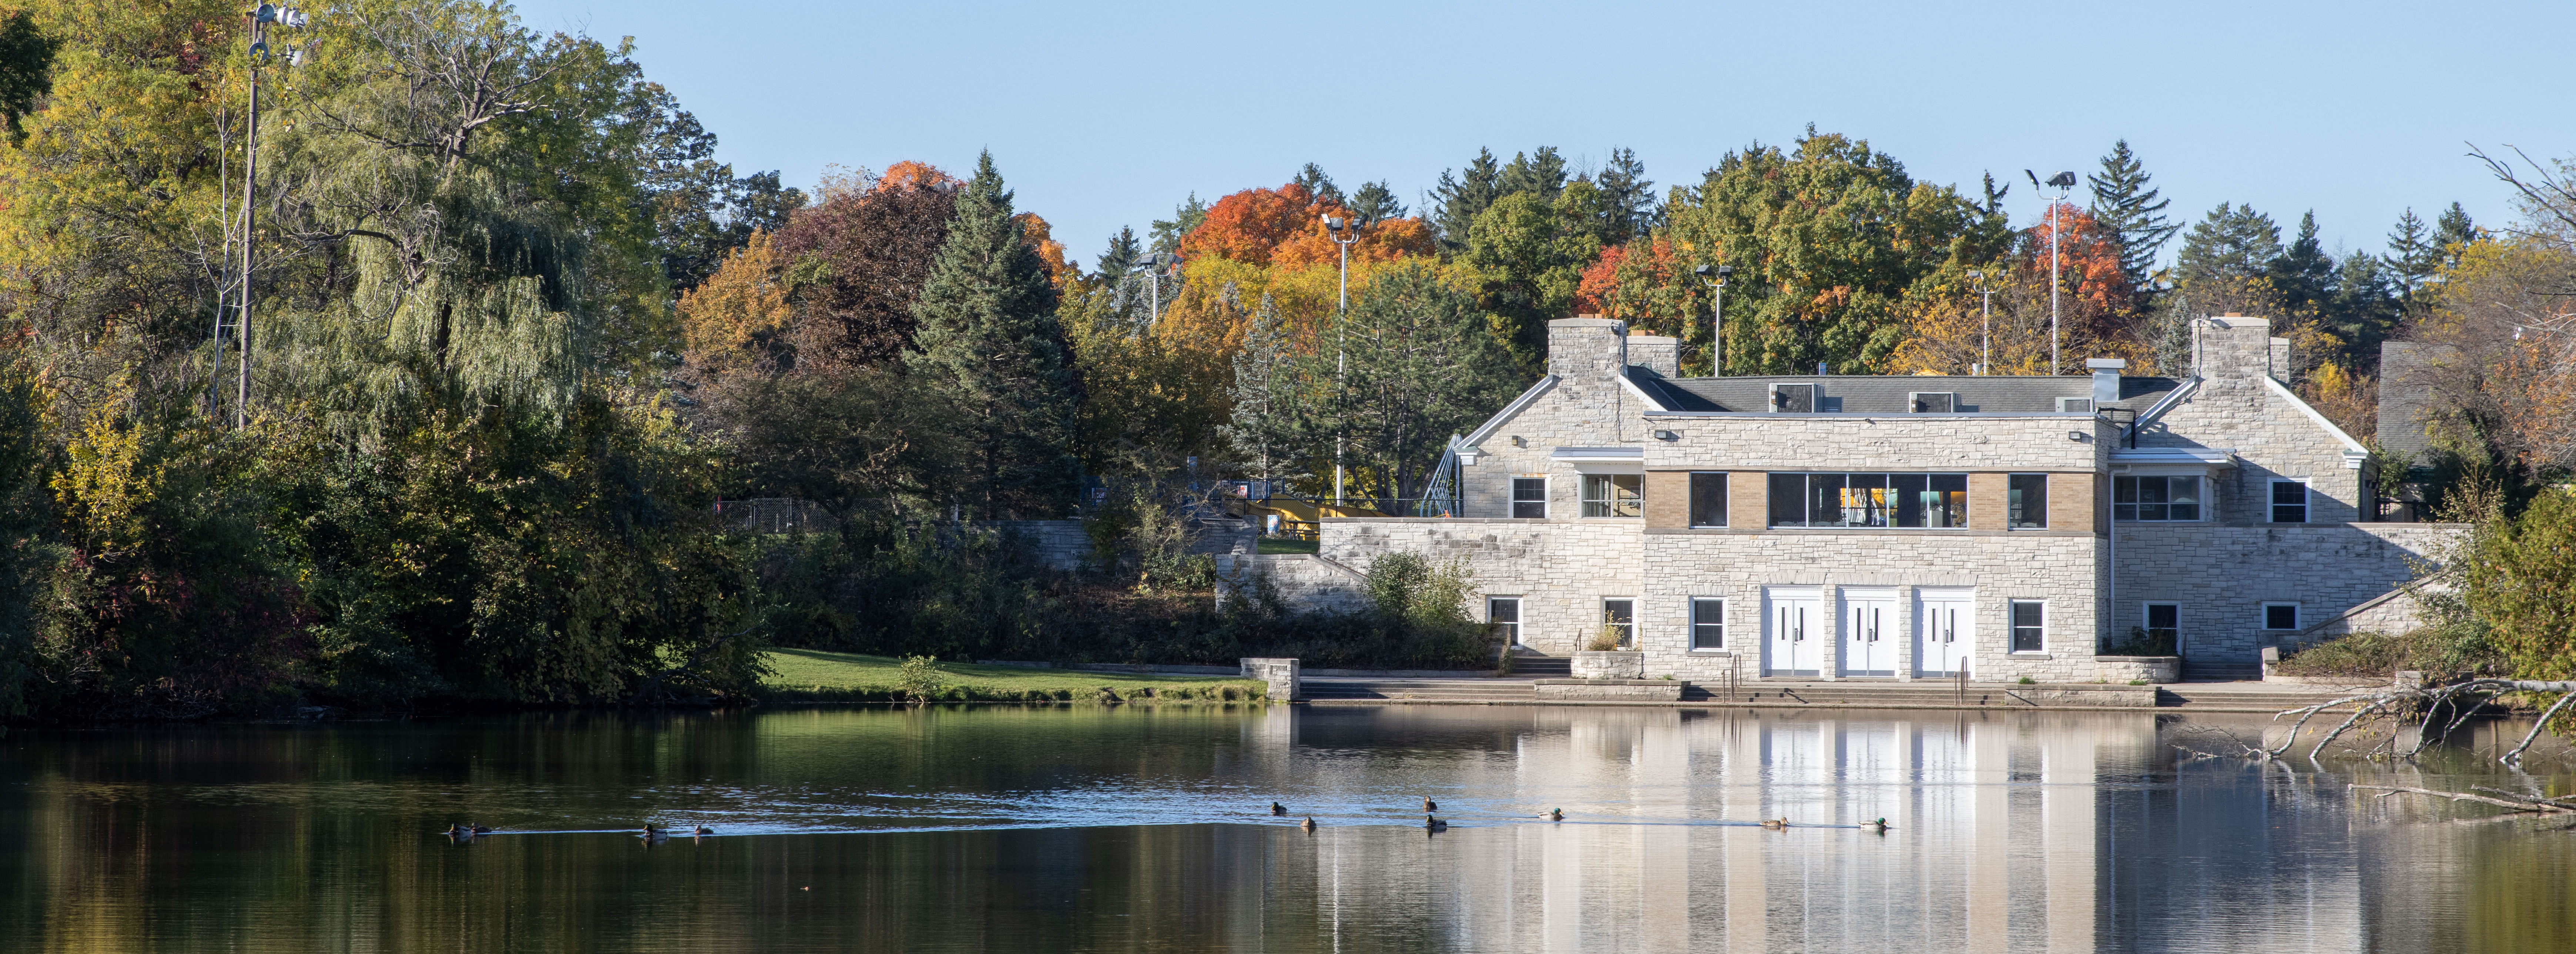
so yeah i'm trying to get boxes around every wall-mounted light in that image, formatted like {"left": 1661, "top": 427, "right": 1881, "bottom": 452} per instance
{"left": 1654, "top": 430, "right": 1678, "bottom": 442}
{"left": 2067, "top": 431, "right": 2092, "bottom": 443}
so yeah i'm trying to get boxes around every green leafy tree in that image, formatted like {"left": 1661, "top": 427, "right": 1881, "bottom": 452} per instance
{"left": 1663, "top": 129, "right": 1999, "bottom": 374}
{"left": 1500, "top": 147, "right": 1568, "bottom": 203}
{"left": 2086, "top": 139, "right": 2179, "bottom": 291}
{"left": 1335, "top": 263, "right": 1522, "bottom": 506}
{"left": 905, "top": 151, "right": 1081, "bottom": 518}
{"left": 1292, "top": 162, "right": 1344, "bottom": 207}
{"left": 0, "top": 10, "right": 54, "bottom": 141}
{"left": 1588, "top": 146, "right": 1658, "bottom": 245}
{"left": 2463, "top": 488, "right": 2576, "bottom": 682}
{"left": 1096, "top": 225, "right": 1142, "bottom": 279}
{"left": 2435, "top": 201, "right": 2479, "bottom": 267}
{"left": 1460, "top": 191, "right": 1601, "bottom": 374}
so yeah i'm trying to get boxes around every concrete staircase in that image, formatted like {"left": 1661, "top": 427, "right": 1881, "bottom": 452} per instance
{"left": 2153, "top": 683, "right": 2364, "bottom": 712}
{"left": 2181, "top": 660, "right": 2264, "bottom": 682}
{"left": 1303, "top": 679, "right": 1537, "bottom": 703}
{"left": 1503, "top": 653, "right": 1572, "bottom": 677}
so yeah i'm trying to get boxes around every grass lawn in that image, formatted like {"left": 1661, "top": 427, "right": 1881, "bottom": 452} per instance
{"left": 1256, "top": 537, "right": 1320, "bottom": 554}
{"left": 762, "top": 649, "right": 1270, "bottom": 703}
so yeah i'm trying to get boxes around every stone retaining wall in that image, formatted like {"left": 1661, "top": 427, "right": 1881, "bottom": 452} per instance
{"left": 2093, "top": 656, "right": 2180, "bottom": 683}
{"left": 1535, "top": 679, "right": 1683, "bottom": 702}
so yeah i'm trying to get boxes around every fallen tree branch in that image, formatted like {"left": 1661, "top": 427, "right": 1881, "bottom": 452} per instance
{"left": 2351, "top": 784, "right": 2575, "bottom": 814}
{"left": 2272, "top": 680, "right": 2576, "bottom": 765}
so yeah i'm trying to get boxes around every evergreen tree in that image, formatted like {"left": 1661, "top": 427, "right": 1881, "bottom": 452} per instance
{"left": 2173, "top": 202, "right": 2283, "bottom": 286}
{"left": 1337, "top": 264, "right": 1522, "bottom": 503}
{"left": 1148, "top": 194, "right": 1207, "bottom": 254}
{"left": 1348, "top": 180, "right": 1404, "bottom": 228}
{"left": 1590, "top": 146, "right": 1658, "bottom": 245}
{"left": 1431, "top": 148, "right": 1505, "bottom": 252}
{"left": 1500, "top": 146, "right": 1568, "bottom": 202}
{"left": 2327, "top": 251, "right": 2401, "bottom": 355}
{"left": 2085, "top": 139, "right": 2179, "bottom": 290}
{"left": 2268, "top": 211, "right": 2336, "bottom": 312}
{"left": 1096, "top": 225, "right": 1141, "bottom": 280}
{"left": 906, "top": 152, "right": 1080, "bottom": 518}
{"left": 1224, "top": 293, "right": 1297, "bottom": 481}
{"left": 2435, "top": 201, "right": 2478, "bottom": 267}
{"left": 2386, "top": 208, "right": 2440, "bottom": 297}
{"left": 1293, "top": 163, "right": 1345, "bottom": 207}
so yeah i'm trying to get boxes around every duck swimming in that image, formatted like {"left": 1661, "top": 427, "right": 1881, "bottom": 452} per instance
{"left": 1760, "top": 817, "right": 1790, "bottom": 830}
{"left": 694, "top": 826, "right": 715, "bottom": 836}
{"left": 1423, "top": 814, "right": 1448, "bottom": 831}
{"left": 1300, "top": 817, "right": 1317, "bottom": 832}
{"left": 1271, "top": 802, "right": 1286, "bottom": 817}
{"left": 1861, "top": 818, "right": 1889, "bottom": 833}
{"left": 1545, "top": 808, "right": 1563, "bottom": 821}
{"left": 467, "top": 823, "right": 494, "bottom": 835}
{"left": 1422, "top": 797, "right": 1438, "bottom": 812}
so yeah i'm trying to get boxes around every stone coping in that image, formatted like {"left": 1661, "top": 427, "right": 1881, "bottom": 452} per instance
{"left": 1534, "top": 678, "right": 1686, "bottom": 686}
{"left": 2095, "top": 655, "right": 2182, "bottom": 663}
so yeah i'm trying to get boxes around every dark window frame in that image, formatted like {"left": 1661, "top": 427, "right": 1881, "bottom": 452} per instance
{"left": 1690, "top": 597, "right": 1725, "bottom": 650}
{"left": 1601, "top": 598, "right": 1637, "bottom": 648}
{"left": 1510, "top": 476, "right": 1549, "bottom": 519}
{"left": 1488, "top": 596, "right": 1522, "bottom": 645}
{"left": 2270, "top": 479, "right": 2310, "bottom": 524}
{"left": 2010, "top": 600, "right": 2046, "bottom": 653}
{"left": 1688, "top": 472, "right": 1728, "bottom": 528}
{"left": 2262, "top": 602, "right": 2300, "bottom": 631}
{"left": 2007, "top": 473, "right": 2049, "bottom": 529}
{"left": 1581, "top": 473, "right": 1643, "bottom": 518}
{"left": 2144, "top": 602, "right": 2179, "bottom": 646}
{"left": 2114, "top": 475, "right": 2203, "bottom": 522}
{"left": 1764, "top": 472, "right": 1969, "bottom": 529}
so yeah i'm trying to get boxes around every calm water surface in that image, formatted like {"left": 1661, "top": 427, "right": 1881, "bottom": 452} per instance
{"left": 2, "top": 705, "right": 2572, "bottom": 952}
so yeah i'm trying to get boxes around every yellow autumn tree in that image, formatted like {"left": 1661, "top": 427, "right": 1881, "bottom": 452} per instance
{"left": 675, "top": 230, "right": 793, "bottom": 378}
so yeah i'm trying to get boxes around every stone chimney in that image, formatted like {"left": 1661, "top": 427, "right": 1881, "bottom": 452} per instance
{"left": 1625, "top": 331, "right": 1680, "bottom": 377}
{"left": 1548, "top": 315, "right": 1627, "bottom": 381}
{"left": 2268, "top": 337, "right": 2292, "bottom": 383}
{"left": 2196, "top": 315, "right": 2272, "bottom": 384}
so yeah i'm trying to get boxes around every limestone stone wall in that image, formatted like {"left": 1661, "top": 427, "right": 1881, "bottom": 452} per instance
{"left": 1219, "top": 553, "right": 1372, "bottom": 615}
{"left": 1319, "top": 518, "right": 1644, "bottom": 655}
{"left": 2139, "top": 317, "right": 2367, "bottom": 524}
{"left": 2094, "top": 656, "right": 2181, "bottom": 683}
{"left": 2110, "top": 523, "right": 2462, "bottom": 664}
{"left": 1634, "top": 530, "right": 2104, "bottom": 683}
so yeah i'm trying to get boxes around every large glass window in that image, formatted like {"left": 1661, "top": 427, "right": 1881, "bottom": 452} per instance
{"left": 2114, "top": 475, "right": 2201, "bottom": 521}
{"left": 1489, "top": 597, "right": 1521, "bottom": 645}
{"left": 1766, "top": 473, "right": 1968, "bottom": 528}
{"left": 2008, "top": 474, "right": 2049, "bottom": 529}
{"left": 2271, "top": 480, "right": 2309, "bottom": 523}
{"left": 1688, "top": 472, "right": 1728, "bottom": 527}
{"left": 2010, "top": 601, "right": 2045, "bottom": 652}
{"left": 1691, "top": 598, "right": 1725, "bottom": 649}
{"left": 1600, "top": 599, "right": 1636, "bottom": 648}
{"left": 1510, "top": 477, "right": 1548, "bottom": 519}
{"left": 1582, "top": 474, "right": 1642, "bottom": 518}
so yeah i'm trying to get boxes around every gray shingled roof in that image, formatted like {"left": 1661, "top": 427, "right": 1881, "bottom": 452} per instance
{"left": 1630, "top": 369, "right": 2183, "bottom": 414}
{"left": 2374, "top": 342, "right": 2455, "bottom": 457}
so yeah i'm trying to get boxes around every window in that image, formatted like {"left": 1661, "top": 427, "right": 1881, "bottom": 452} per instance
{"left": 2114, "top": 476, "right": 2202, "bottom": 521}
{"left": 1511, "top": 477, "right": 1548, "bottom": 519}
{"left": 1688, "top": 472, "right": 1728, "bottom": 527}
{"left": 1770, "top": 383, "right": 1816, "bottom": 412}
{"left": 1909, "top": 392, "right": 1955, "bottom": 413}
{"left": 2008, "top": 474, "right": 2049, "bottom": 529}
{"left": 1582, "top": 474, "right": 1643, "bottom": 518}
{"left": 1601, "top": 599, "right": 1636, "bottom": 648}
{"left": 2010, "top": 601, "right": 2045, "bottom": 652}
{"left": 2144, "top": 603, "right": 2179, "bottom": 646}
{"left": 2263, "top": 603, "right": 2300, "bottom": 631}
{"left": 2056, "top": 397, "right": 2095, "bottom": 413}
{"left": 1691, "top": 598, "right": 1725, "bottom": 649}
{"left": 1488, "top": 597, "right": 1522, "bottom": 645}
{"left": 2270, "top": 480, "right": 2309, "bottom": 523}
{"left": 1765, "top": 473, "right": 1968, "bottom": 528}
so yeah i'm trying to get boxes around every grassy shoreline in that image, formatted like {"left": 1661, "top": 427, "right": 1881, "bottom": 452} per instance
{"left": 762, "top": 649, "right": 1271, "bottom": 704}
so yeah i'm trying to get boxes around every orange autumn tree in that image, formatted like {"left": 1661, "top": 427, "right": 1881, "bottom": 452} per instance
{"left": 1179, "top": 182, "right": 1434, "bottom": 267}
{"left": 1573, "top": 237, "right": 1719, "bottom": 372}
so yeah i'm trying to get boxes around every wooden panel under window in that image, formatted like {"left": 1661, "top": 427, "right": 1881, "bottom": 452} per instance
{"left": 1643, "top": 471, "right": 1689, "bottom": 529}
{"left": 2048, "top": 472, "right": 2099, "bottom": 533}
{"left": 1967, "top": 472, "right": 2008, "bottom": 530}
{"left": 1731, "top": 472, "right": 1767, "bottom": 529}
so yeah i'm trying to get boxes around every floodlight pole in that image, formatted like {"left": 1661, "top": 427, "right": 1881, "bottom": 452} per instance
{"left": 1326, "top": 216, "right": 1358, "bottom": 507}
{"left": 1969, "top": 270, "right": 1991, "bottom": 375}
{"left": 1695, "top": 264, "right": 1733, "bottom": 376}
{"left": 225, "top": 4, "right": 309, "bottom": 428}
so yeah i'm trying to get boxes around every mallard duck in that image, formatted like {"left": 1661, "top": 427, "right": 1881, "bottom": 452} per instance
{"left": 469, "top": 823, "right": 494, "bottom": 835}
{"left": 694, "top": 826, "right": 715, "bottom": 836}
{"left": 1542, "top": 809, "right": 1563, "bottom": 821}
{"left": 1300, "top": 816, "right": 1317, "bottom": 832}
{"left": 444, "top": 824, "right": 469, "bottom": 837}
{"left": 1422, "top": 797, "right": 1438, "bottom": 812}
{"left": 1424, "top": 814, "right": 1448, "bottom": 831}
{"left": 1760, "top": 817, "right": 1789, "bottom": 830}
{"left": 1270, "top": 802, "right": 1287, "bottom": 816}
{"left": 1861, "top": 818, "right": 1888, "bottom": 834}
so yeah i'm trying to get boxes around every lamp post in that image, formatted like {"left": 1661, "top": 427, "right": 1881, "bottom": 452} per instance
{"left": 2026, "top": 169, "right": 2077, "bottom": 375}
{"left": 1132, "top": 252, "right": 1170, "bottom": 326}
{"left": 1693, "top": 263, "right": 1734, "bottom": 376}
{"left": 218, "top": 3, "right": 310, "bottom": 428}
{"left": 1324, "top": 215, "right": 1358, "bottom": 506}
{"left": 1967, "top": 269, "right": 1991, "bottom": 375}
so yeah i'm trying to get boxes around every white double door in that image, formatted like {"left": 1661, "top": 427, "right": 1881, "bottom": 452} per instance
{"left": 1917, "top": 588, "right": 1975, "bottom": 677}
{"left": 1766, "top": 588, "right": 1824, "bottom": 676}
{"left": 1841, "top": 588, "right": 1899, "bottom": 676}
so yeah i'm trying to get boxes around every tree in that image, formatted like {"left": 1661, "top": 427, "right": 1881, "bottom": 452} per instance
{"left": 1292, "top": 162, "right": 1344, "bottom": 207}
{"left": 1574, "top": 238, "right": 1709, "bottom": 367}
{"left": 1149, "top": 193, "right": 1207, "bottom": 254}
{"left": 1430, "top": 148, "right": 1504, "bottom": 252}
{"left": 1500, "top": 147, "right": 1567, "bottom": 203}
{"left": 1348, "top": 180, "right": 1404, "bottom": 228}
{"left": 2387, "top": 208, "right": 2441, "bottom": 301}
{"left": 771, "top": 163, "right": 957, "bottom": 367}
{"left": 2270, "top": 211, "right": 2337, "bottom": 314}
{"left": 905, "top": 151, "right": 1080, "bottom": 518}
{"left": 1460, "top": 191, "right": 1600, "bottom": 374}
{"left": 1662, "top": 129, "right": 2000, "bottom": 375}
{"left": 2086, "top": 139, "right": 2179, "bottom": 292}
{"left": 1588, "top": 146, "right": 1658, "bottom": 246}
{"left": 1096, "top": 225, "right": 1142, "bottom": 278}
{"left": 2435, "top": 201, "right": 2478, "bottom": 261}
{"left": 1333, "top": 263, "right": 1520, "bottom": 506}
{"left": 0, "top": 10, "right": 55, "bottom": 140}
{"left": 2174, "top": 202, "right": 2284, "bottom": 286}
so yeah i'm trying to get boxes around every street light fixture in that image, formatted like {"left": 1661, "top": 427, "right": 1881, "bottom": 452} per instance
{"left": 1324, "top": 214, "right": 1359, "bottom": 506}
{"left": 1131, "top": 252, "right": 1170, "bottom": 326}
{"left": 1967, "top": 270, "right": 1992, "bottom": 375}
{"left": 217, "top": 3, "right": 313, "bottom": 428}
{"left": 1693, "top": 263, "right": 1734, "bottom": 376}
{"left": 2026, "top": 169, "right": 2076, "bottom": 376}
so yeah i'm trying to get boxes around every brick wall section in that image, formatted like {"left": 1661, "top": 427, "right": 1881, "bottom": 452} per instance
{"left": 2110, "top": 523, "right": 2456, "bottom": 663}
{"left": 1968, "top": 473, "right": 2008, "bottom": 529}
{"left": 1729, "top": 472, "right": 1764, "bottom": 529}
{"left": 2046, "top": 473, "right": 2100, "bottom": 533}
{"left": 1319, "top": 518, "right": 1644, "bottom": 655}
{"left": 1643, "top": 471, "right": 1688, "bottom": 529}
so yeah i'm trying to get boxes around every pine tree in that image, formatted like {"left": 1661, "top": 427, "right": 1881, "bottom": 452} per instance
{"left": 1349, "top": 180, "right": 1404, "bottom": 228}
{"left": 1499, "top": 147, "right": 1568, "bottom": 202}
{"left": 2268, "top": 210, "right": 2335, "bottom": 312}
{"left": 1431, "top": 149, "right": 1505, "bottom": 252}
{"left": 2173, "top": 202, "right": 2282, "bottom": 286}
{"left": 2434, "top": 201, "right": 2478, "bottom": 267}
{"left": 1225, "top": 293, "right": 1297, "bottom": 481}
{"left": 2086, "top": 140, "right": 2179, "bottom": 290}
{"left": 906, "top": 151, "right": 1080, "bottom": 518}
{"left": 1293, "top": 163, "right": 1345, "bottom": 207}
{"left": 1148, "top": 194, "right": 1207, "bottom": 254}
{"left": 1591, "top": 146, "right": 1658, "bottom": 245}
{"left": 2385, "top": 208, "right": 2439, "bottom": 297}
{"left": 1096, "top": 225, "right": 1141, "bottom": 279}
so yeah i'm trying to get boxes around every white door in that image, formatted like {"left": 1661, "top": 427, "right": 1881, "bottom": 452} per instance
{"left": 1767, "top": 589, "right": 1823, "bottom": 676}
{"left": 1842, "top": 589, "right": 1898, "bottom": 676}
{"left": 1918, "top": 589, "right": 1975, "bottom": 677}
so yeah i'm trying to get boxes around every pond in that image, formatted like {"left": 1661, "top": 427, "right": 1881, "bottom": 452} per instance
{"left": 1, "top": 705, "right": 2571, "bottom": 952}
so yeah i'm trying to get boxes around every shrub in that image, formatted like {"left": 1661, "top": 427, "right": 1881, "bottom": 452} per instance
{"left": 896, "top": 655, "right": 946, "bottom": 702}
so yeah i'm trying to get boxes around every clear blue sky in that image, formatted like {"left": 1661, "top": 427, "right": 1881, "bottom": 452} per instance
{"left": 514, "top": 0, "right": 2571, "bottom": 271}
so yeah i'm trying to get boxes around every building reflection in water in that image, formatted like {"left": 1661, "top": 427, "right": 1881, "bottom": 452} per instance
{"left": 1267, "top": 707, "right": 2364, "bottom": 954}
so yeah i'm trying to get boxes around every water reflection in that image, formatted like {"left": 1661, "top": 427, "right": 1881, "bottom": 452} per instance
{"left": 0, "top": 706, "right": 2569, "bottom": 952}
